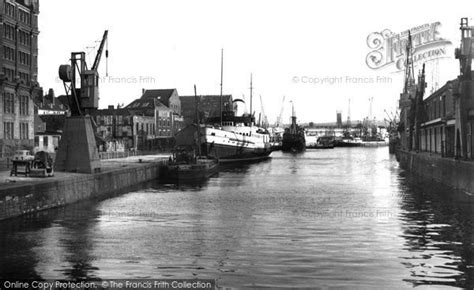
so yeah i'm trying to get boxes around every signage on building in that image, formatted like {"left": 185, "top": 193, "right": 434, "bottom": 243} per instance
{"left": 38, "top": 110, "right": 66, "bottom": 115}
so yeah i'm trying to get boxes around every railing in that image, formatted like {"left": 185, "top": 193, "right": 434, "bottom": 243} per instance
{"left": 98, "top": 150, "right": 170, "bottom": 160}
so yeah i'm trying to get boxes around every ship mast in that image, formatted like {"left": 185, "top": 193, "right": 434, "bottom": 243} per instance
{"left": 194, "top": 85, "right": 202, "bottom": 156}
{"left": 404, "top": 31, "right": 415, "bottom": 94}
{"left": 290, "top": 100, "right": 297, "bottom": 134}
{"left": 220, "top": 48, "right": 224, "bottom": 126}
{"left": 250, "top": 73, "right": 253, "bottom": 127}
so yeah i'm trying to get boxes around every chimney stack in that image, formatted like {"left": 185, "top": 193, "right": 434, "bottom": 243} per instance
{"left": 47, "top": 88, "right": 55, "bottom": 105}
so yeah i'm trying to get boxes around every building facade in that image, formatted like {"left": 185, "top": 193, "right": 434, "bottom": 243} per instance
{"left": 179, "top": 94, "right": 233, "bottom": 126}
{"left": 398, "top": 19, "right": 474, "bottom": 160}
{"left": 33, "top": 89, "right": 68, "bottom": 134}
{"left": 93, "top": 106, "right": 157, "bottom": 151}
{"left": 127, "top": 88, "right": 184, "bottom": 136}
{"left": 0, "top": 0, "right": 40, "bottom": 156}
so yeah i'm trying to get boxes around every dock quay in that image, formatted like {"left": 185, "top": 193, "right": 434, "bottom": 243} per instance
{"left": 396, "top": 149, "right": 474, "bottom": 198}
{"left": 0, "top": 154, "right": 170, "bottom": 221}
{"left": 360, "top": 141, "right": 388, "bottom": 147}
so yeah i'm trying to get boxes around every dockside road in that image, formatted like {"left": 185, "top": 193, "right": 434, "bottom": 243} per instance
{"left": 0, "top": 154, "right": 171, "bottom": 221}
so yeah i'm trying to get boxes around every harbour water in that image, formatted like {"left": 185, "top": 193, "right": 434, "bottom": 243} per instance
{"left": 1, "top": 147, "right": 474, "bottom": 288}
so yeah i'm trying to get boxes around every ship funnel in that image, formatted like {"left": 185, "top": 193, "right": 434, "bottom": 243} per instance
{"left": 233, "top": 98, "right": 246, "bottom": 116}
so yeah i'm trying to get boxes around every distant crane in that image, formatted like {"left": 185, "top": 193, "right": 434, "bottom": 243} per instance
{"left": 259, "top": 95, "right": 269, "bottom": 128}
{"left": 368, "top": 96, "right": 374, "bottom": 122}
{"left": 346, "top": 98, "right": 351, "bottom": 128}
{"left": 276, "top": 95, "right": 286, "bottom": 127}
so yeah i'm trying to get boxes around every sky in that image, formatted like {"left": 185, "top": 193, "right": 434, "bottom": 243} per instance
{"left": 38, "top": 0, "right": 474, "bottom": 124}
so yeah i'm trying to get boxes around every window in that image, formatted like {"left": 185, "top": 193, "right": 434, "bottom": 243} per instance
{"left": 4, "top": 2, "right": 15, "bottom": 18}
{"left": 3, "top": 92, "right": 14, "bottom": 114}
{"left": 18, "top": 51, "right": 30, "bottom": 65}
{"left": 442, "top": 96, "right": 446, "bottom": 117}
{"left": 3, "top": 46, "right": 15, "bottom": 61}
{"left": 3, "top": 23, "right": 15, "bottom": 41}
{"left": 18, "top": 9, "right": 30, "bottom": 25}
{"left": 19, "top": 122, "right": 28, "bottom": 139}
{"left": 44, "top": 136, "right": 48, "bottom": 147}
{"left": 18, "top": 31, "right": 31, "bottom": 46}
{"left": 3, "top": 67, "right": 14, "bottom": 81}
{"left": 19, "top": 95, "right": 29, "bottom": 115}
{"left": 19, "top": 72, "right": 30, "bottom": 85}
{"left": 4, "top": 122, "right": 14, "bottom": 139}
{"left": 34, "top": 136, "right": 39, "bottom": 147}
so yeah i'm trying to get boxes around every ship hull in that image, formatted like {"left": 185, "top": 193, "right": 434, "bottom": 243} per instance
{"left": 167, "top": 159, "right": 219, "bottom": 182}
{"left": 202, "top": 127, "right": 272, "bottom": 162}
{"left": 204, "top": 142, "right": 271, "bottom": 162}
{"left": 282, "top": 134, "right": 306, "bottom": 152}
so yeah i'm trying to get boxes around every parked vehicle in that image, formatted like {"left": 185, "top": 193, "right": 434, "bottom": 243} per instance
{"left": 30, "top": 151, "right": 55, "bottom": 177}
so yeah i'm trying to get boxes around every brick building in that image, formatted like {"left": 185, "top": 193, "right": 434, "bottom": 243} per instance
{"left": 127, "top": 88, "right": 184, "bottom": 137}
{"left": 33, "top": 89, "right": 68, "bottom": 133}
{"left": 179, "top": 94, "right": 233, "bottom": 125}
{"left": 0, "top": 0, "right": 41, "bottom": 156}
{"left": 92, "top": 106, "right": 156, "bottom": 151}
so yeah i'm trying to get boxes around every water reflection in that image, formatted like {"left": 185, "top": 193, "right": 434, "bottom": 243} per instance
{"left": 399, "top": 172, "right": 474, "bottom": 288}
{"left": 0, "top": 201, "right": 102, "bottom": 279}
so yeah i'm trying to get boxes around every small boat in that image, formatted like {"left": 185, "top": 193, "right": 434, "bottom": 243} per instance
{"left": 335, "top": 136, "right": 363, "bottom": 147}
{"left": 166, "top": 85, "right": 219, "bottom": 183}
{"left": 309, "top": 136, "right": 335, "bottom": 149}
{"left": 167, "top": 146, "right": 219, "bottom": 182}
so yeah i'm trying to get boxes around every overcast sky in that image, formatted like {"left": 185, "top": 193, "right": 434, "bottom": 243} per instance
{"left": 38, "top": 0, "right": 474, "bottom": 124}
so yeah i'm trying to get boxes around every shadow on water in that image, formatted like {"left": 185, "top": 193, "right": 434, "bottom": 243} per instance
{"left": 0, "top": 179, "right": 163, "bottom": 280}
{"left": 0, "top": 200, "right": 102, "bottom": 279}
{"left": 398, "top": 169, "right": 474, "bottom": 288}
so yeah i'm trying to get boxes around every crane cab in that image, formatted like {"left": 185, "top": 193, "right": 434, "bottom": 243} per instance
{"left": 81, "top": 70, "right": 99, "bottom": 110}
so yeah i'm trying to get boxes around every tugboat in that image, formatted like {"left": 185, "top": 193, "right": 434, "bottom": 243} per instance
{"left": 167, "top": 145, "right": 218, "bottom": 182}
{"left": 282, "top": 102, "right": 305, "bottom": 152}
{"left": 166, "top": 85, "right": 219, "bottom": 183}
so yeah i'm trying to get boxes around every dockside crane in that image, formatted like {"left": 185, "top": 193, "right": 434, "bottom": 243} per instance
{"left": 276, "top": 95, "right": 286, "bottom": 127}
{"left": 55, "top": 30, "right": 109, "bottom": 174}
{"left": 59, "top": 30, "right": 109, "bottom": 116}
{"left": 259, "top": 95, "right": 269, "bottom": 128}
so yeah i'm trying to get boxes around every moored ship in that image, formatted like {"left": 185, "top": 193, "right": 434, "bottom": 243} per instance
{"left": 167, "top": 145, "right": 219, "bottom": 182}
{"left": 203, "top": 107, "right": 272, "bottom": 162}
{"left": 201, "top": 73, "right": 272, "bottom": 162}
{"left": 282, "top": 102, "right": 306, "bottom": 152}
